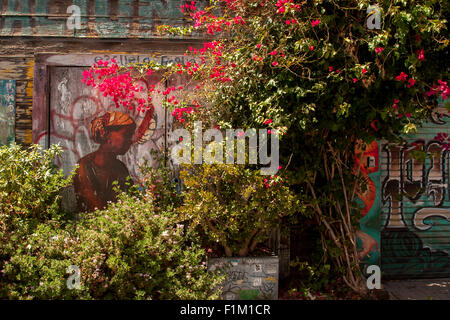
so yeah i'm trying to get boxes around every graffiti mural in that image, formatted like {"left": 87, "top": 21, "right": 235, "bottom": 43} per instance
{"left": 381, "top": 106, "right": 450, "bottom": 278}
{"left": 355, "top": 140, "right": 381, "bottom": 268}
{"left": 208, "top": 257, "right": 279, "bottom": 300}
{"left": 0, "top": 79, "right": 15, "bottom": 146}
{"left": 35, "top": 67, "right": 166, "bottom": 212}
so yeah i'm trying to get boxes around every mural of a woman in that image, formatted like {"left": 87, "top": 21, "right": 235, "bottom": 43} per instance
{"left": 74, "top": 104, "right": 157, "bottom": 213}
{"left": 73, "top": 111, "right": 137, "bottom": 212}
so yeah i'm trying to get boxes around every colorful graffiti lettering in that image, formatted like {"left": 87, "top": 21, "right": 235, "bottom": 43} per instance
{"left": 381, "top": 106, "right": 450, "bottom": 278}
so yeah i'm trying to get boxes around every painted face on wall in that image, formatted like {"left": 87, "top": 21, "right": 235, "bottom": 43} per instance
{"left": 106, "top": 126, "right": 135, "bottom": 155}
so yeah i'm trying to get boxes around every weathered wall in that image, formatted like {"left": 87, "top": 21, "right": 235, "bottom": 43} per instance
{"left": 0, "top": 0, "right": 206, "bottom": 38}
{"left": 0, "top": 39, "right": 205, "bottom": 146}
{"left": 0, "top": 0, "right": 206, "bottom": 145}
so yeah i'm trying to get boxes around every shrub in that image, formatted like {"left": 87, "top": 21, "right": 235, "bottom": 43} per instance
{"left": 0, "top": 143, "right": 75, "bottom": 297}
{"left": 0, "top": 165, "right": 224, "bottom": 300}
{"left": 0, "top": 143, "right": 74, "bottom": 221}
{"left": 0, "top": 221, "right": 78, "bottom": 299}
{"left": 179, "top": 163, "right": 302, "bottom": 257}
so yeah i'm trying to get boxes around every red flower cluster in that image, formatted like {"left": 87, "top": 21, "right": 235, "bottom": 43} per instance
{"left": 395, "top": 72, "right": 408, "bottom": 82}
{"left": 180, "top": 1, "right": 197, "bottom": 13}
{"left": 276, "top": 0, "right": 300, "bottom": 14}
{"left": 392, "top": 99, "right": 399, "bottom": 109}
{"left": 406, "top": 78, "right": 416, "bottom": 88}
{"left": 311, "top": 19, "right": 320, "bottom": 27}
{"left": 172, "top": 106, "right": 195, "bottom": 123}
{"left": 189, "top": 1, "right": 244, "bottom": 35}
{"left": 434, "top": 132, "right": 450, "bottom": 150}
{"left": 416, "top": 49, "right": 425, "bottom": 61}
{"left": 264, "top": 172, "right": 283, "bottom": 187}
{"left": 427, "top": 80, "right": 449, "bottom": 100}
{"left": 82, "top": 59, "right": 150, "bottom": 112}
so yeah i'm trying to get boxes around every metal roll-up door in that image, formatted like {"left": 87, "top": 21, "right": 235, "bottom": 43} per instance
{"left": 380, "top": 106, "right": 450, "bottom": 279}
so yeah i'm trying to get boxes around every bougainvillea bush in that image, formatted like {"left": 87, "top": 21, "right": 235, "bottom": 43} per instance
{"left": 165, "top": 0, "right": 449, "bottom": 294}
{"left": 81, "top": 0, "right": 448, "bottom": 295}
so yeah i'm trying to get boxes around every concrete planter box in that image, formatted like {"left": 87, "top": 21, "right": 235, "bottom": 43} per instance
{"left": 208, "top": 256, "right": 279, "bottom": 300}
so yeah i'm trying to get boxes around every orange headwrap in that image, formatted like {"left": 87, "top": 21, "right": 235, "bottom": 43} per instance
{"left": 91, "top": 111, "right": 135, "bottom": 144}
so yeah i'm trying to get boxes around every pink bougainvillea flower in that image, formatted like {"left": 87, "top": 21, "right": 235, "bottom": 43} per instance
{"left": 256, "top": 43, "right": 262, "bottom": 48}
{"left": 353, "top": 78, "right": 358, "bottom": 83}
{"left": 309, "top": 46, "right": 314, "bottom": 51}
{"left": 416, "top": 49, "right": 425, "bottom": 61}
{"left": 328, "top": 66, "right": 333, "bottom": 72}
{"left": 311, "top": 19, "right": 320, "bottom": 27}
{"left": 395, "top": 72, "right": 408, "bottom": 82}
{"left": 362, "top": 68, "right": 367, "bottom": 74}
{"left": 406, "top": 78, "right": 416, "bottom": 88}
{"left": 375, "top": 47, "right": 383, "bottom": 54}
{"left": 265, "top": 119, "right": 273, "bottom": 125}
{"left": 269, "top": 50, "right": 278, "bottom": 56}
{"left": 406, "top": 113, "right": 412, "bottom": 118}
{"left": 268, "top": 129, "right": 272, "bottom": 134}
{"left": 272, "top": 61, "right": 279, "bottom": 66}
{"left": 336, "top": 69, "right": 341, "bottom": 74}
{"left": 286, "top": 20, "right": 291, "bottom": 25}
{"left": 439, "top": 80, "right": 449, "bottom": 99}
{"left": 393, "top": 99, "right": 399, "bottom": 109}
{"left": 237, "top": 131, "right": 245, "bottom": 138}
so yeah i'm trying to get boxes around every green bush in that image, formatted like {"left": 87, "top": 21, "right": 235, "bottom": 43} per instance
{"left": 0, "top": 143, "right": 73, "bottom": 221}
{"left": 0, "top": 143, "right": 75, "bottom": 298}
{"left": 0, "top": 164, "right": 224, "bottom": 300}
{"left": 179, "top": 163, "right": 302, "bottom": 257}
